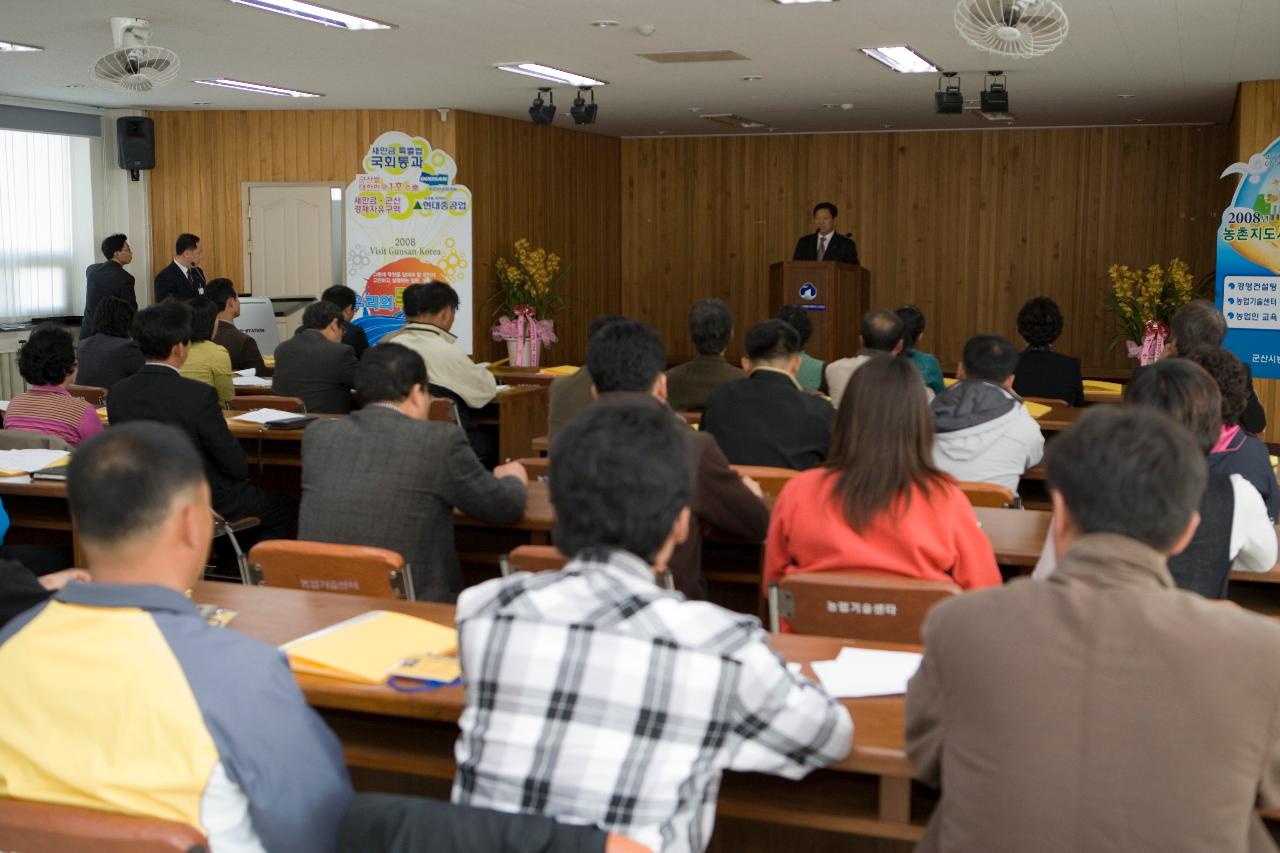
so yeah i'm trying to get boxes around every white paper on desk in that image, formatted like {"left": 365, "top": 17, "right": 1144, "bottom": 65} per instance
{"left": 494, "top": 384, "right": 513, "bottom": 394}
{"left": 0, "top": 400, "right": 8, "bottom": 411}
{"left": 232, "top": 376, "right": 273, "bottom": 388}
{"left": 0, "top": 449, "right": 70, "bottom": 473}
{"left": 810, "top": 648, "right": 923, "bottom": 699}
{"left": 0, "top": 475, "right": 31, "bottom": 484}
{"left": 233, "top": 368, "right": 257, "bottom": 377}
{"left": 231, "top": 408, "right": 303, "bottom": 425}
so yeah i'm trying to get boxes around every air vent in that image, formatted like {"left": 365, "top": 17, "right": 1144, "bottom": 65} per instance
{"left": 638, "top": 50, "right": 750, "bottom": 63}
{"left": 700, "top": 113, "right": 771, "bottom": 129}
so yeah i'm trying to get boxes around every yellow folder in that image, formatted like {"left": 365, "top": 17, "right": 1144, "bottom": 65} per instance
{"left": 281, "top": 610, "right": 458, "bottom": 685}
{"left": 1024, "top": 401, "right": 1052, "bottom": 419}
{"left": 539, "top": 365, "right": 580, "bottom": 376}
{"left": 1083, "top": 380, "right": 1124, "bottom": 394}
{"left": 943, "top": 377, "right": 958, "bottom": 388}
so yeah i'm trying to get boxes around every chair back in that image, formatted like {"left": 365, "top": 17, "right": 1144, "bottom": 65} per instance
{"left": 769, "top": 571, "right": 960, "bottom": 643}
{"left": 1022, "top": 396, "right": 1069, "bottom": 409}
{"left": 0, "top": 429, "right": 71, "bottom": 451}
{"left": 956, "top": 480, "right": 1017, "bottom": 508}
{"left": 729, "top": 465, "right": 801, "bottom": 497}
{"left": 0, "top": 796, "right": 208, "bottom": 852}
{"left": 501, "top": 545, "right": 569, "bottom": 576}
{"left": 67, "top": 384, "right": 107, "bottom": 407}
{"left": 428, "top": 397, "right": 461, "bottom": 426}
{"left": 247, "top": 539, "right": 413, "bottom": 600}
{"left": 227, "top": 395, "right": 305, "bottom": 413}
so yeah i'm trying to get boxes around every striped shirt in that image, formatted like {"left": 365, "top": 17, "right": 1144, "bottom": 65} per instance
{"left": 3, "top": 385, "right": 103, "bottom": 447}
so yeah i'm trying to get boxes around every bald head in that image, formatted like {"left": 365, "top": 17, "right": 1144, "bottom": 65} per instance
{"left": 860, "top": 309, "right": 905, "bottom": 353}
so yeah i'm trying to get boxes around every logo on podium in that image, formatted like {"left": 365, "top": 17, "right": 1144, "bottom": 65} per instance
{"left": 799, "top": 282, "right": 817, "bottom": 301}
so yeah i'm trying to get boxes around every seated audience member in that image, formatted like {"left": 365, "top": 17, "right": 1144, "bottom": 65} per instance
{"left": 453, "top": 398, "right": 851, "bottom": 853}
{"left": 586, "top": 321, "right": 770, "bottom": 599}
{"left": 776, "top": 304, "right": 825, "bottom": 391}
{"left": 825, "top": 308, "right": 904, "bottom": 409}
{"left": 383, "top": 281, "right": 498, "bottom": 461}
{"left": 702, "top": 319, "right": 834, "bottom": 470}
{"left": 75, "top": 298, "right": 144, "bottom": 389}
{"left": 0, "top": 423, "right": 351, "bottom": 850}
{"left": 273, "top": 301, "right": 358, "bottom": 414}
{"left": 896, "top": 304, "right": 945, "bottom": 394}
{"left": 108, "top": 301, "right": 298, "bottom": 541}
{"left": 1165, "top": 299, "right": 1265, "bottom": 433}
{"left": 766, "top": 356, "right": 1000, "bottom": 599}
{"left": 206, "top": 278, "right": 267, "bottom": 374}
{"left": 178, "top": 296, "right": 234, "bottom": 406}
{"left": 1011, "top": 296, "right": 1085, "bottom": 406}
{"left": 322, "top": 284, "right": 371, "bottom": 360}
{"left": 4, "top": 324, "right": 104, "bottom": 447}
{"left": 906, "top": 406, "right": 1280, "bottom": 852}
{"left": 547, "top": 314, "right": 625, "bottom": 441}
{"left": 0, "top": 562, "right": 87, "bottom": 629}
{"left": 1183, "top": 346, "right": 1279, "bottom": 519}
{"left": 299, "top": 344, "right": 527, "bottom": 601}
{"left": 665, "top": 299, "right": 746, "bottom": 412}
{"left": 931, "top": 335, "right": 1044, "bottom": 494}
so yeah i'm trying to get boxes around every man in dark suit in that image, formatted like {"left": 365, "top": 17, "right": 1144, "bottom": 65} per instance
{"left": 702, "top": 319, "right": 834, "bottom": 470}
{"left": 272, "top": 301, "right": 358, "bottom": 413}
{"left": 154, "top": 233, "right": 207, "bottom": 302}
{"left": 299, "top": 343, "right": 528, "bottom": 601}
{"left": 82, "top": 234, "right": 136, "bottom": 338}
{"left": 107, "top": 300, "right": 297, "bottom": 543}
{"left": 792, "top": 202, "right": 859, "bottom": 265}
{"left": 207, "top": 278, "right": 267, "bottom": 374}
{"left": 321, "top": 285, "right": 370, "bottom": 360}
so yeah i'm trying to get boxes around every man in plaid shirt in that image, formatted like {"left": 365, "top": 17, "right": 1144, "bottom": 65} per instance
{"left": 452, "top": 396, "right": 852, "bottom": 853}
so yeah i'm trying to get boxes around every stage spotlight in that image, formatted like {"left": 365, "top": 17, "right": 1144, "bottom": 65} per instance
{"left": 529, "top": 88, "right": 556, "bottom": 125}
{"left": 570, "top": 87, "right": 598, "bottom": 125}
{"left": 981, "top": 71, "right": 1009, "bottom": 113}
{"left": 935, "top": 71, "right": 962, "bottom": 114}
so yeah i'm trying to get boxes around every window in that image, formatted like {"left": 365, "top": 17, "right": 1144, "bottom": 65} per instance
{"left": 0, "top": 128, "right": 95, "bottom": 321}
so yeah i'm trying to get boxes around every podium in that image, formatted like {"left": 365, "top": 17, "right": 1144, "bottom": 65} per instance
{"left": 768, "top": 262, "right": 870, "bottom": 362}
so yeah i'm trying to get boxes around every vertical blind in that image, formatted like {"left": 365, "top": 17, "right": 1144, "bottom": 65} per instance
{"left": 0, "top": 128, "right": 95, "bottom": 321}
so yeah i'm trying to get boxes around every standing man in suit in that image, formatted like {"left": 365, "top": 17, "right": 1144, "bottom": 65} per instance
{"left": 107, "top": 300, "right": 297, "bottom": 543}
{"left": 154, "top": 233, "right": 207, "bottom": 302}
{"left": 792, "top": 202, "right": 859, "bottom": 265}
{"left": 299, "top": 343, "right": 528, "bottom": 601}
{"left": 82, "top": 234, "right": 135, "bottom": 338}
{"left": 273, "top": 301, "right": 358, "bottom": 413}
{"left": 206, "top": 278, "right": 267, "bottom": 374}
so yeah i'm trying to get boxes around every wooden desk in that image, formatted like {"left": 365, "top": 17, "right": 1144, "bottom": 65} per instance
{"left": 192, "top": 581, "right": 927, "bottom": 841}
{"left": 491, "top": 368, "right": 562, "bottom": 388}
{"left": 1083, "top": 390, "right": 1123, "bottom": 405}
{"left": 472, "top": 386, "right": 548, "bottom": 461}
{"left": 233, "top": 385, "right": 275, "bottom": 396}
{"left": 1036, "top": 406, "right": 1086, "bottom": 433}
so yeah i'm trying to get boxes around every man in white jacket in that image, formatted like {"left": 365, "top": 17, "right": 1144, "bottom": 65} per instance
{"left": 931, "top": 335, "right": 1044, "bottom": 494}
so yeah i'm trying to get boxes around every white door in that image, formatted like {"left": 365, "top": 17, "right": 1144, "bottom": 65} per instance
{"left": 246, "top": 184, "right": 333, "bottom": 298}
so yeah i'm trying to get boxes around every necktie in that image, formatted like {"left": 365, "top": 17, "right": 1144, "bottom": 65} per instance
{"left": 817, "top": 235, "right": 827, "bottom": 261}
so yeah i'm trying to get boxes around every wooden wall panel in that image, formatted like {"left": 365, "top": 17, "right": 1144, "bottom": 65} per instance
{"left": 621, "top": 125, "right": 1230, "bottom": 367}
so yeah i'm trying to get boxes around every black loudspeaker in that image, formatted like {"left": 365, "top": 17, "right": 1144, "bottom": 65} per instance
{"left": 116, "top": 116, "right": 155, "bottom": 178}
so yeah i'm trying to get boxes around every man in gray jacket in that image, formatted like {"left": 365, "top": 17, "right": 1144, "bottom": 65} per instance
{"left": 299, "top": 343, "right": 528, "bottom": 601}
{"left": 931, "top": 334, "right": 1043, "bottom": 493}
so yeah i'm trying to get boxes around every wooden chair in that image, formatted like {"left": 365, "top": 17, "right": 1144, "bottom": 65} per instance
{"left": 1022, "top": 396, "right": 1070, "bottom": 409}
{"left": 768, "top": 571, "right": 960, "bottom": 644}
{"left": 0, "top": 796, "right": 208, "bottom": 852}
{"left": 226, "top": 395, "right": 305, "bottom": 413}
{"left": 500, "top": 544, "right": 676, "bottom": 591}
{"left": 957, "top": 481, "right": 1018, "bottom": 508}
{"left": 512, "top": 456, "right": 549, "bottom": 479}
{"left": 247, "top": 539, "right": 414, "bottom": 600}
{"left": 730, "top": 465, "right": 801, "bottom": 497}
{"left": 0, "top": 428, "right": 71, "bottom": 451}
{"left": 428, "top": 397, "right": 461, "bottom": 427}
{"left": 67, "top": 384, "right": 107, "bottom": 407}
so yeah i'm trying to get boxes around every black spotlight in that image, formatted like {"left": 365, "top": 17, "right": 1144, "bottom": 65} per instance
{"left": 981, "top": 71, "right": 1009, "bottom": 113}
{"left": 935, "top": 71, "right": 963, "bottom": 114}
{"left": 570, "top": 87, "right": 598, "bottom": 125}
{"left": 529, "top": 88, "right": 556, "bottom": 125}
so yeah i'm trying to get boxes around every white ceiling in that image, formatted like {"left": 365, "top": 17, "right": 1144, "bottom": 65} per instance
{"left": 1, "top": 0, "right": 1278, "bottom": 137}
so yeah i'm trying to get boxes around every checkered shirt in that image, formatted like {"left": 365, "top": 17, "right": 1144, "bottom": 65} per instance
{"left": 451, "top": 548, "right": 852, "bottom": 853}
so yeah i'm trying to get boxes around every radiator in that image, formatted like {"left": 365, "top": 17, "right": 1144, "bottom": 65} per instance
{"left": 0, "top": 351, "right": 25, "bottom": 399}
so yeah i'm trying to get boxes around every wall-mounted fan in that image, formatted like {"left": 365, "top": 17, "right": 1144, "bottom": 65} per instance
{"left": 954, "top": 0, "right": 1069, "bottom": 58}
{"left": 91, "top": 17, "right": 181, "bottom": 93}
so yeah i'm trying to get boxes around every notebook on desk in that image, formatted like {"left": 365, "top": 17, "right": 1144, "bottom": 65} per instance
{"left": 281, "top": 610, "right": 460, "bottom": 686}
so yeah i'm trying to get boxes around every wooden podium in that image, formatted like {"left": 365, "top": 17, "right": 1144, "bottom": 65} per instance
{"left": 768, "top": 261, "right": 871, "bottom": 362}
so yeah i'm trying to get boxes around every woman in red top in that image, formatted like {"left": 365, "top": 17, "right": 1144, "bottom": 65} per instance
{"left": 765, "top": 355, "right": 1001, "bottom": 593}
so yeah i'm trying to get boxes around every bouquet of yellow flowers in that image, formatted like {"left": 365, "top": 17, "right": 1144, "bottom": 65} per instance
{"left": 490, "top": 239, "right": 566, "bottom": 366}
{"left": 1103, "top": 258, "right": 1198, "bottom": 363}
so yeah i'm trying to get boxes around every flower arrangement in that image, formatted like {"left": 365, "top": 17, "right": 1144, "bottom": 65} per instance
{"left": 490, "top": 239, "right": 566, "bottom": 367}
{"left": 1103, "top": 258, "right": 1198, "bottom": 364}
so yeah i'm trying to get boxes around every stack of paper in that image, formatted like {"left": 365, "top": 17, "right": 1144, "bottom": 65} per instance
{"left": 810, "top": 647, "right": 923, "bottom": 699}
{"left": 0, "top": 400, "right": 9, "bottom": 412}
{"left": 233, "top": 368, "right": 257, "bottom": 377}
{"left": 232, "top": 375, "right": 273, "bottom": 388}
{"left": 231, "top": 408, "right": 306, "bottom": 425}
{"left": 0, "top": 449, "right": 70, "bottom": 477}
{"left": 282, "top": 610, "right": 460, "bottom": 685}
{"left": 1024, "top": 401, "right": 1052, "bottom": 419}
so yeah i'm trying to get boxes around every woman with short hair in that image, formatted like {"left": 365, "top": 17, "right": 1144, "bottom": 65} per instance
{"left": 5, "top": 323, "right": 104, "bottom": 446}
{"left": 1011, "top": 296, "right": 1084, "bottom": 406}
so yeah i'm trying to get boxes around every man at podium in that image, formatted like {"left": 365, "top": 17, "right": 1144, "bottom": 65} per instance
{"left": 792, "top": 202, "right": 859, "bottom": 265}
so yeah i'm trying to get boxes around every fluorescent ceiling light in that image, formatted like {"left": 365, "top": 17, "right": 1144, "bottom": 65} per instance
{"left": 227, "top": 0, "right": 393, "bottom": 30}
{"left": 194, "top": 78, "right": 323, "bottom": 98}
{"left": 860, "top": 45, "right": 937, "bottom": 73}
{"left": 496, "top": 63, "right": 607, "bottom": 88}
{"left": 0, "top": 40, "right": 43, "bottom": 52}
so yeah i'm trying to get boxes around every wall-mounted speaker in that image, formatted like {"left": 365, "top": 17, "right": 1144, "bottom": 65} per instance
{"left": 116, "top": 116, "right": 155, "bottom": 179}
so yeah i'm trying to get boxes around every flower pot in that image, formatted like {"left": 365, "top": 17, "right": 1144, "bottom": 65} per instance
{"left": 506, "top": 336, "right": 541, "bottom": 368}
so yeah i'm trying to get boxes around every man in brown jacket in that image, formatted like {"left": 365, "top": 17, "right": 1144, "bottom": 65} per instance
{"left": 546, "top": 314, "right": 624, "bottom": 441}
{"left": 206, "top": 278, "right": 267, "bottom": 374}
{"left": 562, "top": 319, "right": 770, "bottom": 599}
{"left": 906, "top": 405, "right": 1280, "bottom": 853}
{"left": 665, "top": 299, "right": 745, "bottom": 413}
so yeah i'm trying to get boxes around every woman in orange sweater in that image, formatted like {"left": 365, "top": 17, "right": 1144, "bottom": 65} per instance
{"left": 765, "top": 355, "right": 1001, "bottom": 592}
